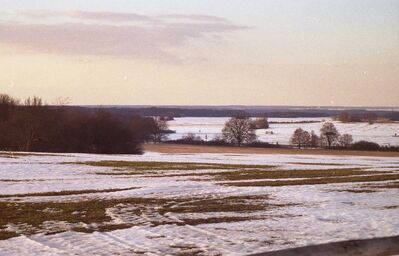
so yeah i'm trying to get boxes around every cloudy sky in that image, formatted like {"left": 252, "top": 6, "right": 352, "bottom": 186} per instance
{"left": 0, "top": 0, "right": 398, "bottom": 106}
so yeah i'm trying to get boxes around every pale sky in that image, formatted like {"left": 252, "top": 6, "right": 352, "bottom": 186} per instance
{"left": 0, "top": 0, "right": 398, "bottom": 106}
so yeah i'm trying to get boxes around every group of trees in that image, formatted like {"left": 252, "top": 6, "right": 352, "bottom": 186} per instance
{"left": 220, "top": 117, "right": 356, "bottom": 149}
{"left": 290, "top": 122, "right": 353, "bottom": 149}
{"left": 202, "top": 117, "right": 357, "bottom": 149}
{"left": 0, "top": 94, "right": 169, "bottom": 154}
{"left": 249, "top": 117, "right": 269, "bottom": 129}
{"left": 336, "top": 112, "right": 378, "bottom": 124}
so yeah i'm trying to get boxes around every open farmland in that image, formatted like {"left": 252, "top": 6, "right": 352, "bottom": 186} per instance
{"left": 168, "top": 117, "right": 399, "bottom": 146}
{"left": 0, "top": 151, "right": 398, "bottom": 255}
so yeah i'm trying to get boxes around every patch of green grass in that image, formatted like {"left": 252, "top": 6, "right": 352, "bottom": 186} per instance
{"left": 180, "top": 216, "right": 265, "bottom": 226}
{"left": 95, "top": 171, "right": 152, "bottom": 176}
{"left": 362, "top": 181, "right": 399, "bottom": 189}
{"left": 0, "top": 197, "right": 167, "bottom": 238}
{"left": 383, "top": 205, "right": 399, "bottom": 210}
{"left": 288, "top": 162, "right": 346, "bottom": 166}
{"left": 71, "top": 223, "right": 135, "bottom": 233}
{"left": 159, "top": 168, "right": 389, "bottom": 181}
{"left": 0, "top": 230, "right": 19, "bottom": 240}
{"left": 0, "top": 187, "right": 139, "bottom": 198}
{"left": 222, "top": 174, "right": 399, "bottom": 187}
{"left": 171, "top": 245, "right": 208, "bottom": 256}
{"left": 211, "top": 168, "right": 383, "bottom": 181}
{"left": 0, "top": 193, "right": 287, "bottom": 239}
{"left": 71, "top": 160, "right": 276, "bottom": 171}
{"left": 0, "top": 179, "right": 47, "bottom": 182}
{"left": 160, "top": 195, "right": 273, "bottom": 214}
{"left": 0, "top": 152, "right": 62, "bottom": 158}
{"left": 329, "top": 189, "right": 377, "bottom": 193}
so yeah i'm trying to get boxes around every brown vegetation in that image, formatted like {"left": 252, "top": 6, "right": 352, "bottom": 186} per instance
{"left": 0, "top": 194, "right": 283, "bottom": 239}
{"left": 222, "top": 173, "right": 399, "bottom": 187}
{"left": 144, "top": 143, "right": 399, "bottom": 157}
{"left": 0, "top": 93, "right": 167, "bottom": 154}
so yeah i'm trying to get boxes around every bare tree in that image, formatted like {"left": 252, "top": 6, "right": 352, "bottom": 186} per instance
{"left": 363, "top": 113, "right": 377, "bottom": 124}
{"left": 222, "top": 117, "right": 257, "bottom": 146}
{"left": 149, "top": 117, "right": 169, "bottom": 143}
{"left": 24, "top": 96, "right": 43, "bottom": 107}
{"left": 250, "top": 117, "right": 269, "bottom": 129}
{"left": 337, "top": 112, "right": 351, "bottom": 123}
{"left": 320, "top": 122, "right": 339, "bottom": 148}
{"left": 338, "top": 134, "right": 353, "bottom": 148}
{"left": 52, "top": 96, "right": 71, "bottom": 106}
{"left": 290, "top": 128, "right": 311, "bottom": 149}
{"left": 0, "top": 94, "right": 19, "bottom": 122}
{"left": 309, "top": 130, "right": 320, "bottom": 148}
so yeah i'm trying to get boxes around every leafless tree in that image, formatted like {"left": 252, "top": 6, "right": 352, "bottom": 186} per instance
{"left": 24, "top": 96, "right": 43, "bottom": 107}
{"left": 290, "top": 128, "right": 311, "bottom": 149}
{"left": 364, "top": 113, "right": 377, "bottom": 124}
{"left": 149, "top": 117, "right": 169, "bottom": 143}
{"left": 338, "top": 134, "right": 353, "bottom": 148}
{"left": 222, "top": 117, "right": 257, "bottom": 146}
{"left": 0, "top": 94, "right": 19, "bottom": 122}
{"left": 309, "top": 130, "right": 320, "bottom": 148}
{"left": 320, "top": 122, "right": 339, "bottom": 148}
{"left": 250, "top": 117, "right": 269, "bottom": 129}
{"left": 337, "top": 112, "right": 351, "bottom": 123}
{"left": 52, "top": 96, "right": 71, "bottom": 106}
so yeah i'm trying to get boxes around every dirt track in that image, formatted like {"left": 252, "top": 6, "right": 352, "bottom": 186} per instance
{"left": 144, "top": 143, "right": 399, "bottom": 157}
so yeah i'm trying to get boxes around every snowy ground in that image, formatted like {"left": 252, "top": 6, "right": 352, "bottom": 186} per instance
{"left": 168, "top": 117, "right": 399, "bottom": 146}
{"left": 0, "top": 151, "right": 398, "bottom": 255}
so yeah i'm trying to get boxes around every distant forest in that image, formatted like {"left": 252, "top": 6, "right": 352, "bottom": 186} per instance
{"left": 74, "top": 106, "right": 399, "bottom": 120}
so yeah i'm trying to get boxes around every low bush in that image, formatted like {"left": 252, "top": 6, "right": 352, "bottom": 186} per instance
{"left": 351, "top": 141, "right": 380, "bottom": 151}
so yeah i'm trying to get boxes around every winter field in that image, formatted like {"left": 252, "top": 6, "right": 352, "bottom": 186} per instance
{"left": 0, "top": 151, "right": 398, "bottom": 255}
{"left": 168, "top": 117, "right": 399, "bottom": 146}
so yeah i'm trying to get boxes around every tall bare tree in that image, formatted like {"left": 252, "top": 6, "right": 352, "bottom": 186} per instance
{"left": 222, "top": 117, "right": 257, "bottom": 146}
{"left": 250, "top": 117, "right": 269, "bottom": 129}
{"left": 24, "top": 96, "right": 43, "bottom": 107}
{"left": 0, "top": 94, "right": 19, "bottom": 122}
{"left": 290, "top": 128, "right": 311, "bottom": 149}
{"left": 309, "top": 130, "right": 320, "bottom": 148}
{"left": 149, "top": 117, "right": 169, "bottom": 143}
{"left": 320, "top": 122, "right": 339, "bottom": 148}
{"left": 338, "top": 134, "right": 353, "bottom": 148}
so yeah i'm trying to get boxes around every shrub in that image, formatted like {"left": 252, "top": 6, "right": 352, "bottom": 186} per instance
{"left": 351, "top": 141, "right": 380, "bottom": 151}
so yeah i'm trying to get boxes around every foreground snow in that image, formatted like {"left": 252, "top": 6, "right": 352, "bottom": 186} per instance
{"left": 0, "top": 151, "right": 398, "bottom": 255}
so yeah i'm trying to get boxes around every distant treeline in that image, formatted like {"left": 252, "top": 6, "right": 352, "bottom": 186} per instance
{"left": 334, "top": 112, "right": 390, "bottom": 124}
{"left": 73, "top": 106, "right": 399, "bottom": 120}
{"left": 0, "top": 95, "right": 166, "bottom": 154}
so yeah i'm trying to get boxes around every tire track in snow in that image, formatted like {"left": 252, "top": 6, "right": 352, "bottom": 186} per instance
{"left": 161, "top": 212, "right": 251, "bottom": 255}
{"left": 18, "top": 235, "right": 72, "bottom": 255}
{"left": 132, "top": 207, "right": 239, "bottom": 255}
{"left": 95, "top": 232, "right": 161, "bottom": 256}
{"left": 31, "top": 230, "right": 157, "bottom": 256}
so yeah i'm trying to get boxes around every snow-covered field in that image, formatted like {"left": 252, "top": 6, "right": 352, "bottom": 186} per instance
{"left": 0, "top": 151, "right": 398, "bottom": 255}
{"left": 168, "top": 117, "right": 399, "bottom": 146}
